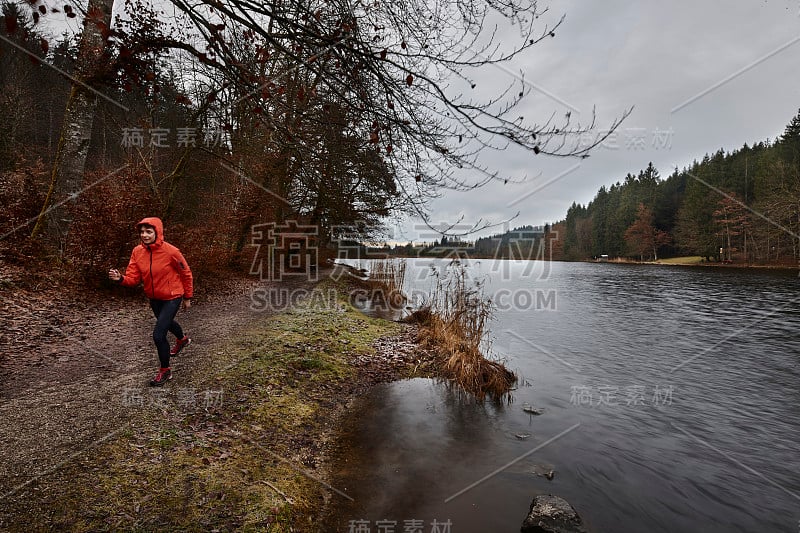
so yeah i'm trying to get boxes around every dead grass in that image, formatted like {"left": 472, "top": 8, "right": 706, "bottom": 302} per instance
{"left": 405, "top": 260, "right": 516, "bottom": 401}
{"left": 363, "top": 258, "right": 407, "bottom": 308}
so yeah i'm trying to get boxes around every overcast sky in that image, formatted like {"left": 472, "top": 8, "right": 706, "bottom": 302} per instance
{"left": 37, "top": 1, "right": 800, "bottom": 242}
{"left": 393, "top": 0, "right": 800, "bottom": 242}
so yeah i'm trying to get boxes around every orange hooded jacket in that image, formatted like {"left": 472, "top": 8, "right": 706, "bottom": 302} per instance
{"left": 120, "top": 217, "right": 194, "bottom": 301}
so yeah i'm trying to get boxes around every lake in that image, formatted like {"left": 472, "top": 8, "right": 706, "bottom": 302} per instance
{"left": 323, "top": 260, "right": 800, "bottom": 532}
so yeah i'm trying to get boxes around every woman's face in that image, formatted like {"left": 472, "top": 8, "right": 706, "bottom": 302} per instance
{"left": 140, "top": 226, "right": 156, "bottom": 244}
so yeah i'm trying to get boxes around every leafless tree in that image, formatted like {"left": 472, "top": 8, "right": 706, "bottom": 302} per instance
{"left": 25, "top": 0, "right": 630, "bottom": 248}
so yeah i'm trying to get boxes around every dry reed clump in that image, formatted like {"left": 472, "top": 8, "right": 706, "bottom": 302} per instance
{"left": 406, "top": 261, "right": 516, "bottom": 401}
{"left": 365, "top": 258, "right": 407, "bottom": 308}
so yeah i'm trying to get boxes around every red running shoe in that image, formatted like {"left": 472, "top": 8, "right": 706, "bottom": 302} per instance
{"left": 170, "top": 335, "right": 191, "bottom": 356}
{"left": 149, "top": 367, "right": 172, "bottom": 386}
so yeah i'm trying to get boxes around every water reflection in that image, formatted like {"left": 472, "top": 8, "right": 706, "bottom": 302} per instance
{"left": 322, "top": 379, "right": 531, "bottom": 531}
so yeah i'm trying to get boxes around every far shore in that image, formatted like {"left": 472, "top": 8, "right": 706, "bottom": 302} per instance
{"left": 588, "top": 256, "right": 799, "bottom": 271}
{"left": 364, "top": 254, "right": 799, "bottom": 271}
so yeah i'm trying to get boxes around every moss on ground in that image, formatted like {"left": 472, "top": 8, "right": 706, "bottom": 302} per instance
{"left": 3, "top": 280, "right": 407, "bottom": 532}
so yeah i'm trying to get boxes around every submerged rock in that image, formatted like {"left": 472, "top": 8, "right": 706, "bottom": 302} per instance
{"left": 521, "top": 495, "right": 587, "bottom": 533}
{"left": 522, "top": 403, "right": 544, "bottom": 415}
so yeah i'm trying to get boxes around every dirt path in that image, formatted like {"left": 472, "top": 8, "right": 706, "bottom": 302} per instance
{"left": 0, "top": 272, "right": 317, "bottom": 502}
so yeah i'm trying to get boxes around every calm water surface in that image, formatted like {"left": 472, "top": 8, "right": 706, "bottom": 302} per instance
{"left": 324, "top": 260, "right": 800, "bottom": 532}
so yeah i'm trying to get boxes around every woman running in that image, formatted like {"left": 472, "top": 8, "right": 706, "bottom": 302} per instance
{"left": 108, "top": 217, "right": 193, "bottom": 386}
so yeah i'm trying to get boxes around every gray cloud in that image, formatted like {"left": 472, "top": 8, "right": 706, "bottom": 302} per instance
{"left": 396, "top": 0, "right": 800, "bottom": 240}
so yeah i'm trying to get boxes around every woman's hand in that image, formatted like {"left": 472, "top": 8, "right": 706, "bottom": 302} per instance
{"left": 182, "top": 299, "right": 192, "bottom": 310}
{"left": 108, "top": 268, "right": 121, "bottom": 281}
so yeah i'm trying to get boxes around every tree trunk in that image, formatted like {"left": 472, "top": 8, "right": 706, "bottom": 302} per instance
{"left": 32, "top": 86, "right": 98, "bottom": 251}
{"left": 743, "top": 229, "right": 748, "bottom": 263}
{"left": 30, "top": 0, "right": 115, "bottom": 253}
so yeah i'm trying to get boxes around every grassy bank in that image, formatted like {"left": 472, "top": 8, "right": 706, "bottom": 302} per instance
{"left": 600, "top": 256, "right": 797, "bottom": 269}
{"left": 654, "top": 256, "right": 703, "bottom": 265}
{"left": 1, "top": 279, "right": 431, "bottom": 532}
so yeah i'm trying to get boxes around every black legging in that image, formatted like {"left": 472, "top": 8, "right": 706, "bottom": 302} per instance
{"left": 150, "top": 298, "right": 184, "bottom": 368}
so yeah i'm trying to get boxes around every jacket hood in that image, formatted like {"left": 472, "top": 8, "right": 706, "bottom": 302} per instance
{"left": 137, "top": 217, "right": 164, "bottom": 247}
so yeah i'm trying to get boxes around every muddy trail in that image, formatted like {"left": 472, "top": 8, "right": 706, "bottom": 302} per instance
{"left": 0, "top": 271, "right": 317, "bottom": 502}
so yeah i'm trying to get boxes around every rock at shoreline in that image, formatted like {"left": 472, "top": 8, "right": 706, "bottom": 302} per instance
{"left": 521, "top": 495, "right": 587, "bottom": 533}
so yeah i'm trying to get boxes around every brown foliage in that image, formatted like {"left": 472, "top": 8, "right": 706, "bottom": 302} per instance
{"left": 0, "top": 156, "right": 49, "bottom": 252}
{"left": 65, "top": 166, "right": 155, "bottom": 277}
{"left": 624, "top": 203, "right": 671, "bottom": 261}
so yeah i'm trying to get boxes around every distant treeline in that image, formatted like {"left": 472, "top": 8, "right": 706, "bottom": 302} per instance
{"left": 556, "top": 110, "right": 800, "bottom": 263}
{"left": 345, "top": 226, "right": 552, "bottom": 259}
